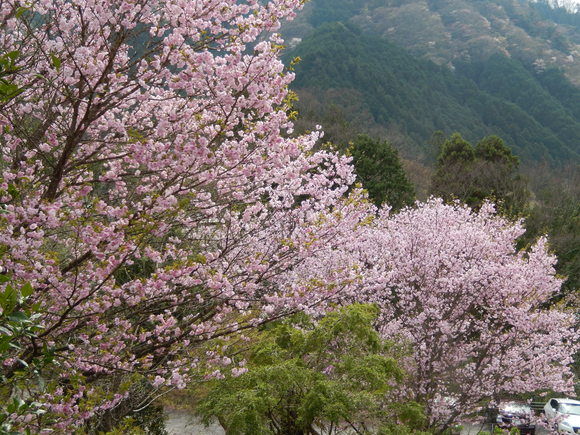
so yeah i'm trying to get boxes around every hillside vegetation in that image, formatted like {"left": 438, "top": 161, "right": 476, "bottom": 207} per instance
{"left": 286, "top": 23, "right": 580, "bottom": 164}
{"left": 284, "top": 0, "right": 580, "bottom": 84}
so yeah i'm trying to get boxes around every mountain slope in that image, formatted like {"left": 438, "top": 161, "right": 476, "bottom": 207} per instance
{"left": 286, "top": 23, "right": 580, "bottom": 164}
{"left": 283, "top": 0, "right": 580, "bottom": 86}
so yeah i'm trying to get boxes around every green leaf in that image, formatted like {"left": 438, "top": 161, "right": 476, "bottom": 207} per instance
{"left": 50, "top": 54, "right": 61, "bottom": 71}
{"left": 0, "top": 337, "right": 12, "bottom": 353}
{"left": 15, "top": 7, "right": 28, "bottom": 19}
{"left": 1, "top": 285, "right": 17, "bottom": 313}
{"left": 6, "top": 184, "right": 19, "bottom": 200}
{"left": 6, "top": 51, "right": 19, "bottom": 63}
{"left": 0, "top": 274, "right": 10, "bottom": 283}
{"left": 20, "top": 282, "right": 33, "bottom": 299}
{"left": 7, "top": 398, "right": 24, "bottom": 413}
{"left": 7, "top": 311, "right": 28, "bottom": 323}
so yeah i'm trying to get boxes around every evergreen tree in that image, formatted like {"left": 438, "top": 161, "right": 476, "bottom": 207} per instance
{"left": 475, "top": 135, "right": 519, "bottom": 167}
{"left": 431, "top": 133, "right": 477, "bottom": 206}
{"left": 350, "top": 135, "right": 415, "bottom": 211}
{"left": 473, "top": 135, "right": 529, "bottom": 216}
{"left": 195, "top": 305, "right": 428, "bottom": 435}
{"left": 431, "top": 133, "right": 529, "bottom": 216}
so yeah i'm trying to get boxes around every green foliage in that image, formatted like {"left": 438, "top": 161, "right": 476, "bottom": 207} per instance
{"left": 523, "top": 164, "right": 579, "bottom": 297}
{"left": 309, "top": 0, "right": 362, "bottom": 27}
{"left": 0, "top": 275, "right": 52, "bottom": 435}
{"left": 475, "top": 135, "right": 519, "bottom": 168}
{"left": 104, "top": 403, "right": 168, "bottom": 435}
{"left": 195, "top": 304, "right": 429, "bottom": 434}
{"left": 350, "top": 134, "right": 415, "bottom": 210}
{"left": 0, "top": 50, "right": 23, "bottom": 102}
{"left": 438, "top": 425, "right": 464, "bottom": 435}
{"left": 0, "top": 278, "right": 40, "bottom": 362}
{"left": 131, "top": 404, "right": 168, "bottom": 435}
{"left": 534, "top": 67, "right": 580, "bottom": 121}
{"left": 431, "top": 133, "right": 529, "bottom": 216}
{"left": 436, "top": 133, "right": 475, "bottom": 165}
{"left": 456, "top": 54, "right": 580, "bottom": 162}
{"left": 286, "top": 23, "right": 580, "bottom": 164}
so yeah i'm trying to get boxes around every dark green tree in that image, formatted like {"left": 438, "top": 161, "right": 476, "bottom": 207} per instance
{"left": 430, "top": 133, "right": 477, "bottom": 205}
{"left": 475, "top": 135, "right": 519, "bottom": 167}
{"left": 431, "top": 133, "right": 529, "bottom": 217}
{"left": 473, "top": 135, "right": 529, "bottom": 216}
{"left": 350, "top": 135, "right": 415, "bottom": 211}
{"left": 436, "top": 132, "right": 475, "bottom": 165}
{"left": 195, "top": 305, "right": 428, "bottom": 435}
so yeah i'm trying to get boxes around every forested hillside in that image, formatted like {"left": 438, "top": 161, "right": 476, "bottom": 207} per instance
{"left": 282, "top": 0, "right": 580, "bottom": 166}
{"left": 284, "top": 0, "right": 580, "bottom": 83}
{"left": 286, "top": 23, "right": 580, "bottom": 164}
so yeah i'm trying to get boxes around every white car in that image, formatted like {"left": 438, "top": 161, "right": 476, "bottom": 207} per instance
{"left": 544, "top": 398, "right": 580, "bottom": 433}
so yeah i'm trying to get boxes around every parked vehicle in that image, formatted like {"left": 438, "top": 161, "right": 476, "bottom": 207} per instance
{"left": 543, "top": 398, "right": 580, "bottom": 433}
{"left": 493, "top": 402, "right": 536, "bottom": 434}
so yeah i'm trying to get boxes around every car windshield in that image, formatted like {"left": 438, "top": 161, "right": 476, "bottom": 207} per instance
{"left": 560, "top": 404, "right": 580, "bottom": 416}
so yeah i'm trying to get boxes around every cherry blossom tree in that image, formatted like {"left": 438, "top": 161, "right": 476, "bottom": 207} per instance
{"left": 358, "top": 199, "right": 578, "bottom": 432}
{"left": 0, "top": 0, "right": 371, "bottom": 431}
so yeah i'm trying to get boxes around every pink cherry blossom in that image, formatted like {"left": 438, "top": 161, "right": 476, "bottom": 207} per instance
{"left": 0, "top": 0, "right": 369, "bottom": 431}
{"left": 355, "top": 199, "right": 578, "bottom": 431}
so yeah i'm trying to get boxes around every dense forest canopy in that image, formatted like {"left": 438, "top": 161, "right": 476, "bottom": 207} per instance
{"left": 285, "top": 22, "right": 580, "bottom": 165}
{"left": 284, "top": 0, "right": 580, "bottom": 77}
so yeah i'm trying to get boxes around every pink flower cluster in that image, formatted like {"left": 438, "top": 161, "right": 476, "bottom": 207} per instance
{"left": 356, "top": 200, "right": 577, "bottom": 429}
{"left": 0, "top": 0, "right": 369, "bottom": 430}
